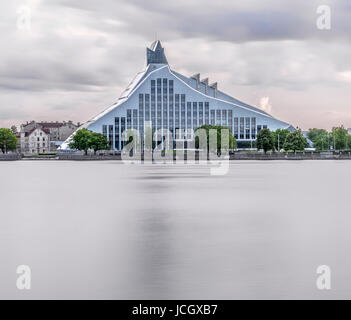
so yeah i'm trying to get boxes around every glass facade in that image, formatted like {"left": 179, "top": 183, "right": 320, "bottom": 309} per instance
{"left": 101, "top": 78, "right": 262, "bottom": 150}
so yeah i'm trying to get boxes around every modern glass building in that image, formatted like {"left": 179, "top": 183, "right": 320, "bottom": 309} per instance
{"left": 61, "top": 40, "right": 294, "bottom": 150}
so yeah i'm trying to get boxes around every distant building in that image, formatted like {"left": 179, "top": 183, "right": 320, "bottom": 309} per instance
{"left": 19, "top": 121, "right": 80, "bottom": 153}
{"left": 61, "top": 40, "right": 294, "bottom": 151}
{"left": 348, "top": 128, "right": 351, "bottom": 135}
{"left": 21, "top": 127, "right": 51, "bottom": 154}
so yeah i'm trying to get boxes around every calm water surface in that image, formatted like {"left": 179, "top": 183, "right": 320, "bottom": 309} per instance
{"left": 0, "top": 160, "right": 351, "bottom": 299}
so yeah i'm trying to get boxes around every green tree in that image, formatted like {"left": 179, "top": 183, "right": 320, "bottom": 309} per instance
{"left": 273, "top": 129, "right": 290, "bottom": 151}
{"left": 195, "top": 125, "right": 237, "bottom": 152}
{"left": 330, "top": 126, "right": 348, "bottom": 150}
{"left": 307, "top": 128, "right": 329, "bottom": 151}
{"left": 89, "top": 132, "right": 110, "bottom": 155}
{"left": 0, "top": 128, "right": 18, "bottom": 154}
{"left": 256, "top": 128, "right": 274, "bottom": 154}
{"left": 283, "top": 130, "right": 308, "bottom": 152}
{"left": 69, "top": 129, "right": 93, "bottom": 155}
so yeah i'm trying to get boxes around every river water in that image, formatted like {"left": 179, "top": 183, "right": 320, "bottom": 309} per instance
{"left": 0, "top": 160, "right": 350, "bottom": 299}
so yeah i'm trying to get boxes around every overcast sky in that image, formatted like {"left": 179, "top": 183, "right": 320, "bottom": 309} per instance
{"left": 1, "top": 0, "right": 350, "bottom": 130}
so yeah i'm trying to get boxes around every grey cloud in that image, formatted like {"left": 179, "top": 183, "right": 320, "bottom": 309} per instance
{"left": 0, "top": 0, "right": 350, "bottom": 130}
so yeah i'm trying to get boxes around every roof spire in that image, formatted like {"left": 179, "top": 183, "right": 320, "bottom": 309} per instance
{"left": 146, "top": 40, "right": 168, "bottom": 65}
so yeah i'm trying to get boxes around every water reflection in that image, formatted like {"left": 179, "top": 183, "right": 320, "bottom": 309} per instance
{"left": 1, "top": 161, "right": 351, "bottom": 299}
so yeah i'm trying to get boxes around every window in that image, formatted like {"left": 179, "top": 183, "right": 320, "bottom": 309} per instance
{"left": 157, "top": 78, "right": 162, "bottom": 129}
{"left": 240, "top": 118, "right": 244, "bottom": 139}
{"left": 210, "top": 110, "right": 215, "bottom": 125}
{"left": 181, "top": 94, "right": 185, "bottom": 132}
{"left": 127, "top": 109, "right": 132, "bottom": 129}
{"left": 216, "top": 110, "right": 221, "bottom": 125}
{"left": 133, "top": 109, "right": 138, "bottom": 130}
{"left": 222, "top": 110, "right": 227, "bottom": 127}
{"left": 187, "top": 102, "right": 192, "bottom": 131}
{"left": 193, "top": 102, "right": 198, "bottom": 129}
{"left": 163, "top": 79, "right": 168, "bottom": 129}
{"left": 175, "top": 94, "right": 180, "bottom": 132}
{"left": 251, "top": 118, "right": 256, "bottom": 139}
{"left": 228, "top": 110, "right": 233, "bottom": 133}
{"left": 115, "top": 117, "right": 120, "bottom": 150}
{"left": 151, "top": 80, "right": 156, "bottom": 130}
{"left": 234, "top": 118, "right": 239, "bottom": 139}
{"left": 169, "top": 80, "right": 174, "bottom": 134}
{"left": 139, "top": 94, "right": 144, "bottom": 137}
{"left": 257, "top": 125, "right": 262, "bottom": 134}
{"left": 120, "top": 117, "right": 126, "bottom": 148}
{"left": 245, "top": 117, "right": 250, "bottom": 139}
{"left": 108, "top": 125, "right": 113, "bottom": 148}
{"left": 145, "top": 94, "right": 150, "bottom": 122}
{"left": 205, "top": 102, "right": 209, "bottom": 124}
{"left": 199, "top": 102, "right": 204, "bottom": 126}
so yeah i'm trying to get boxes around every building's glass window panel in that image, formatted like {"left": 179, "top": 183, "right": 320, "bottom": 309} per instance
{"left": 127, "top": 109, "right": 132, "bottom": 129}
{"left": 175, "top": 94, "right": 180, "bottom": 133}
{"left": 222, "top": 110, "right": 227, "bottom": 127}
{"left": 151, "top": 80, "right": 156, "bottom": 130}
{"left": 245, "top": 117, "right": 250, "bottom": 139}
{"left": 133, "top": 110, "right": 138, "bottom": 130}
{"left": 210, "top": 110, "right": 215, "bottom": 125}
{"left": 187, "top": 102, "right": 192, "bottom": 132}
{"left": 263, "top": 125, "right": 267, "bottom": 129}
{"left": 228, "top": 110, "right": 233, "bottom": 134}
{"left": 251, "top": 117, "right": 256, "bottom": 139}
{"left": 157, "top": 78, "right": 162, "bottom": 129}
{"left": 257, "top": 125, "right": 262, "bottom": 134}
{"left": 240, "top": 118, "right": 244, "bottom": 139}
{"left": 115, "top": 117, "right": 120, "bottom": 150}
{"left": 234, "top": 118, "right": 239, "bottom": 139}
{"left": 169, "top": 80, "right": 174, "bottom": 134}
{"left": 145, "top": 94, "right": 150, "bottom": 122}
{"left": 199, "top": 102, "right": 204, "bottom": 126}
{"left": 120, "top": 117, "right": 126, "bottom": 149}
{"left": 139, "top": 94, "right": 144, "bottom": 135}
{"left": 216, "top": 110, "right": 221, "bottom": 125}
{"left": 193, "top": 102, "right": 198, "bottom": 129}
{"left": 205, "top": 102, "right": 209, "bottom": 124}
{"left": 108, "top": 125, "right": 113, "bottom": 148}
{"left": 102, "top": 125, "right": 107, "bottom": 137}
{"left": 181, "top": 94, "right": 185, "bottom": 133}
{"left": 163, "top": 78, "right": 168, "bottom": 129}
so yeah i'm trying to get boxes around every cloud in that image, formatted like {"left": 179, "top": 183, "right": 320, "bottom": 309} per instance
{"left": 0, "top": 0, "right": 350, "bottom": 130}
